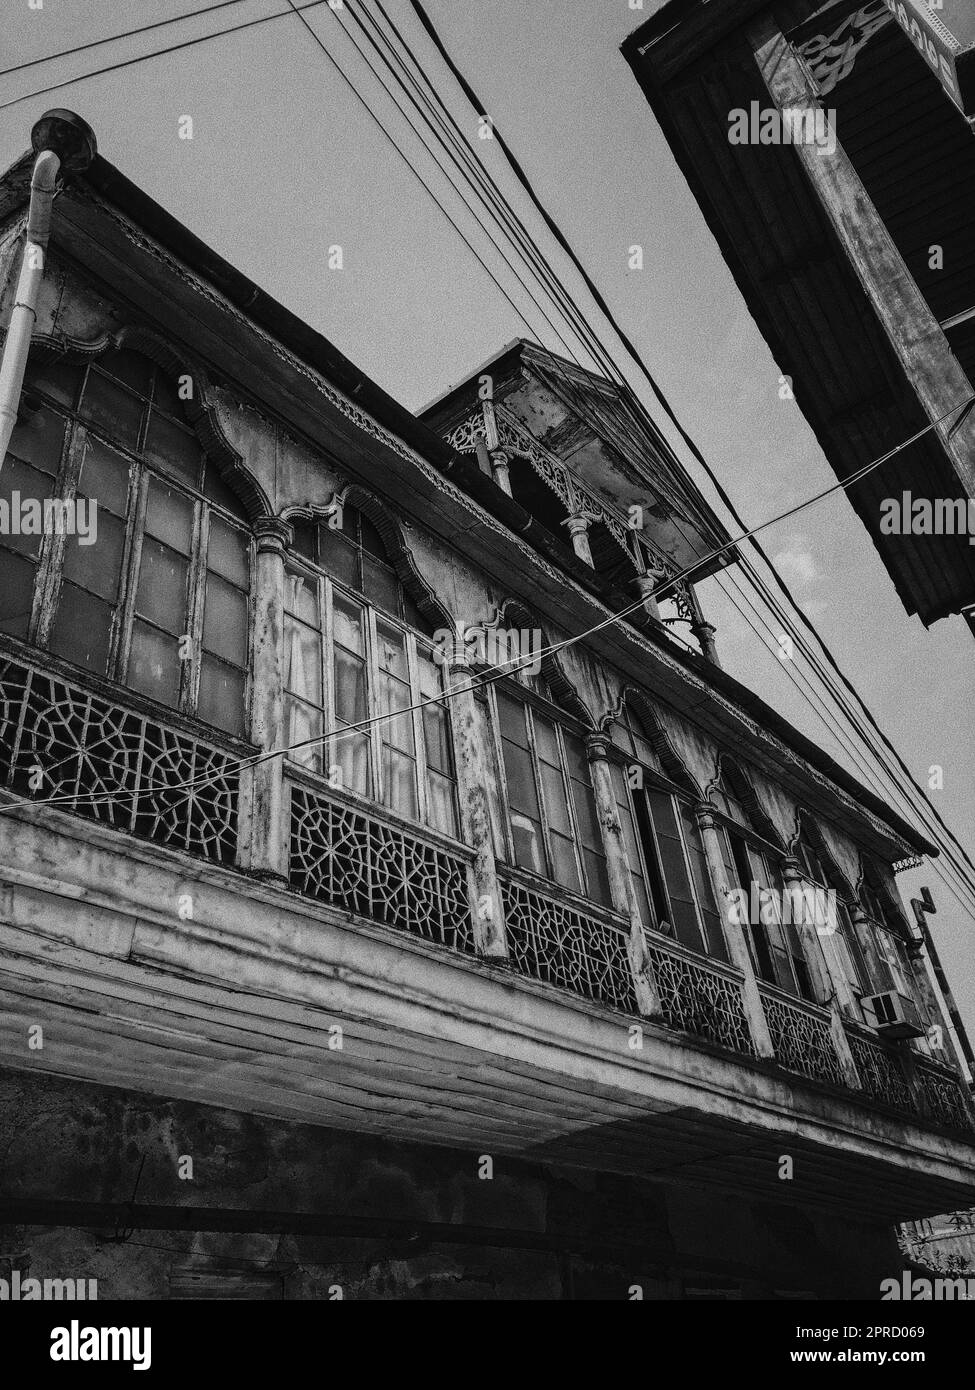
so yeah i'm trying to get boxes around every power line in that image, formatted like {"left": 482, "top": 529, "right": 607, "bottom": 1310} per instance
{"left": 1, "top": 410, "right": 951, "bottom": 821}
{"left": 0, "top": 0, "right": 333, "bottom": 113}
{"left": 0, "top": 0, "right": 250, "bottom": 81}
{"left": 401, "top": 0, "right": 975, "bottom": 913}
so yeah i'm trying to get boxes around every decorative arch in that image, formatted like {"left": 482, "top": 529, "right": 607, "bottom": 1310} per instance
{"left": 793, "top": 807, "right": 857, "bottom": 899}
{"left": 28, "top": 323, "right": 271, "bottom": 523}
{"left": 496, "top": 596, "right": 595, "bottom": 728}
{"left": 283, "top": 482, "right": 453, "bottom": 635}
{"left": 706, "top": 753, "right": 786, "bottom": 852}
{"left": 600, "top": 684, "right": 700, "bottom": 795}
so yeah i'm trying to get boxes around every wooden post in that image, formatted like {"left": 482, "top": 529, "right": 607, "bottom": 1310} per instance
{"left": 749, "top": 16, "right": 975, "bottom": 500}
{"left": 238, "top": 516, "right": 292, "bottom": 882}
{"left": 694, "top": 803, "right": 774, "bottom": 1058}
{"left": 446, "top": 656, "right": 508, "bottom": 958}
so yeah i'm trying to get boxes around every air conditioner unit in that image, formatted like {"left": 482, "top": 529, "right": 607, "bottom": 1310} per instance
{"left": 862, "top": 990, "right": 925, "bottom": 1040}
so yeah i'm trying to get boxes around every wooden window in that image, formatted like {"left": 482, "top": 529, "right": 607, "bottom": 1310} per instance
{"left": 1, "top": 351, "right": 252, "bottom": 737}
{"left": 283, "top": 516, "right": 458, "bottom": 838}
{"left": 493, "top": 687, "right": 611, "bottom": 907}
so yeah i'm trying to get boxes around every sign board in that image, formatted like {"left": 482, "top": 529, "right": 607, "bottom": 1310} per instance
{"left": 884, "top": 0, "right": 975, "bottom": 117}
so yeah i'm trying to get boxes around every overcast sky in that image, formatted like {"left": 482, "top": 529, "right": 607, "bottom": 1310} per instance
{"left": 3, "top": 0, "right": 973, "bottom": 1036}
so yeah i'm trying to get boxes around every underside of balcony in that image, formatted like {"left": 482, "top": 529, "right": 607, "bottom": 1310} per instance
{"left": 1, "top": 787, "right": 974, "bottom": 1231}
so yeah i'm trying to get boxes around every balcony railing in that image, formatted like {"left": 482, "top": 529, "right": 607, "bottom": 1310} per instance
{"left": 915, "top": 1058, "right": 973, "bottom": 1133}
{"left": 759, "top": 985, "right": 847, "bottom": 1088}
{"left": 499, "top": 872, "right": 638, "bottom": 1015}
{"left": 845, "top": 1025, "right": 914, "bottom": 1112}
{"left": 0, "top": 648, "right": 239, "bottom": 864}
{"left": 644, "top": 934, "right": 754, "bottom": 1055}
{"left": 289, "top": 780, "right": 477, "bottom": 955}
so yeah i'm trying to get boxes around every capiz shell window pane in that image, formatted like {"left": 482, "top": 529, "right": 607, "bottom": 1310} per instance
{"left": 198, "top": 654, "right": 246, "bottom": 737}
{"left": 127, "top": 619, "right": 181, "bottom": 705}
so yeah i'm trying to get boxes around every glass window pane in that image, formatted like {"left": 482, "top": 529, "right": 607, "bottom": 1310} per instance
{"left": 646, "top": 788, "right": 704, "bottom": 952}
{"left": 286, "top": 696, "right": 323, "bottom": 772}
{"left": 25, "top": 359, "right": 82, "bottom": 409}
{"left": 143, "top": 410, "right": 201, "bottom": 488}
{"left": 496, "top": 691, "right": 529, "bottom": 748}
{"left": 427, "top": 771, "right": 458, "bottom": 838}
{"left": 7, "top": 405, "right": 66, "bottom": 476}
{"left": 584, "top": 848, "right": 613, "bottom": 908}
{"left": 48, "top": 582, "right": 113, "bottom": 673}
{"left": 533, "top": 715, "right": 560, "bottom": 766}
{"left": 562, "top": 731, "right": 589, "bottom": 782}
{"left": 334, "top": 729, "right": 370, "bottom": 797}
{"left": 334, "top": 648, "right": 367, "bottom": 723}
{"left": 0, "top": 456, "right": 49, "bottom": 557}
{"left": 0, "top": 546, "right": 36, "bottom": 637}
{"left": 382, "top": 746, "right": 418, "bottom": 820}
{"left": 202, "top": 573, "right": 248, "bottom": 666}
{"left": 145, "top": 479, "right": 194, "bottom": 554}
{"left": 318, "top": 529, "right": 357, "bottom": 588}
{"left": 80, "top": 437, "right": 130, "bottom": 516}
{"left": 379, "top": 675, "right": 414, "bottom": 754}
{"left": 376, "top": 621, "right": 408, "bottom": 679}
{"left": 207, "top": 515, "right": 249, "bottom": 588}
{"left": 510, "top": 812, "right": 545, "bottom": 874}
{"left": 127, "top": 619, "right": 181, "bottom": 707}
{"left": 332, "top": 594, "right": 365, "bottom": 655}
{"left": 570, "top": 779, "right": 601, "bottom": 851}
{"left": 62, "top": 507, "right": 126, "bottom": 601}
{"left": 135, "top": 539, "right": 189, "bottom": 634}
{"left": 285, "top": 569, "right": 319, "bottom": 626}
{"left": 149, "top": 367, "right": 184, "bottom": 416}
{"left": 81, "top": 368, "right": 144, "bottom": 451}
{"left": 202, "top": 465, "right": 248, "bottom": 521}
{"left": 284, "top": 614, "right": 322, "bottom": 704}
{"left": 550, "top": 831, "right": 581, "bottom": 893}
{"left": 362, "top": 555, "right": 400, "bottom": 616}
{"left": 540, "top": 760, "right": 572, "bottom": 835}
{"left": 290, "top": 521, "right": 317, "bottom": 563}
{"left": 422, "top": 704, "right": 452, "bottom": 776}
{"left": 500, "top": 737, "right": 541, "bottom": 820}
{"left": 99, "top": 349, "right": 155, "bottom": 397}
{"left": 358, "top": 511, "right": 386, "bottom": 559}
{"left": 197, "top": 654, "right": 245, "bottom": 737}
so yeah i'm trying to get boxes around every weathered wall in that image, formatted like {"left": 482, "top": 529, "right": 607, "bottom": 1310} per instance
{"left": 0, "top": 1070, "right": 899, "bottom": 1300}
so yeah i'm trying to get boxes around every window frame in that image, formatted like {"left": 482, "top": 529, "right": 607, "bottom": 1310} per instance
{"left": 488, "top": 680, "right": 611, "bottom": 909}
{"left": 282, "top": 550, "right": 460, "bottom": 841}
{"left": 4, "top": 355, "right": 254, "bottom": 738}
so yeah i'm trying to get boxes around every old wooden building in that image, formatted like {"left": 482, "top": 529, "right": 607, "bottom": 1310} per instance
{"left": 1, "top": 114, "right": 974, "bottom": 1299}
{"left": 623, "top": 0, "right": 975, "bottom": 636}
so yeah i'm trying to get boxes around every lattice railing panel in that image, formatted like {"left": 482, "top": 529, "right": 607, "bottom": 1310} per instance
{"left": 290, "top": 785, "right": 476, "bottom": 953}
{"left": 760, "top": 989, "right": 845, "bottom": 1087}
{"left": 915, "top": 1060, "right": 974, "bottom": 1133}
{"left": 0, "top": 653, "right": 238, "bottom": 863}
{"left": 500, "top": 877, "right": 637, "bottom": 1015}
{"left": 846, "top": 1030, "right": 913, "bottom": 1112}
{"left": 644, "top": 940, "right": 754, "bottom": 1054}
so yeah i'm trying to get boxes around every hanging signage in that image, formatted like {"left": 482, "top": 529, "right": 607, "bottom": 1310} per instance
{"left": 883, "top": 0, "right": 975, "bottom": 118}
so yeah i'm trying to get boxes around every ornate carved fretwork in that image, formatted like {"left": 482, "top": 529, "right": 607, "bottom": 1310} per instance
{"left": 644, "top": 938, "right": 754, "bottom": 1054}
{"left": 290, "top": 784, "right": 476, "bottom": 953}
{"left": 795, "top": 1, "right": 891, "bottom": 95}
{"left": 759, "top": 987, "right": 846, "bottom": 1087}
{"left": 500, "top": 876, "right": 638, "bottom": 1015}
{"left": 0, "top": 650, "right": 239, "bottom": 863}
{"left": 846, "top": 1029, "right": 913, "bottom": 1111}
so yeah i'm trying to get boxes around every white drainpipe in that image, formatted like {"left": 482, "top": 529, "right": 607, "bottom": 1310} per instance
{"left": 0, "top": 111, "right": 96, "bottom": 475}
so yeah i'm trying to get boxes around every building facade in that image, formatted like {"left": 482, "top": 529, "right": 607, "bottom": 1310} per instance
{"left": 1, "top": 128, "right": 974, "bottom": 1300}
{"left": 624, "top": 0, "right": 975, "bottom": 636}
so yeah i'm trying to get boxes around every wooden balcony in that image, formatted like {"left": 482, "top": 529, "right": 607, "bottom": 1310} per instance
{"left": 1, "top": 645, "right": 975, "bottom": 1226}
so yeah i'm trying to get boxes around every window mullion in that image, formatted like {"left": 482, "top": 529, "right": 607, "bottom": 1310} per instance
{"left": 405, "top": 634, "right": 428, "bottom": 826}
{"left": 488, "top": 685, "right": 516, "bottom": 866}
{"left": 524, "top": 705, "right": 554, "bottom": 879}
{"left": 320, "top": 575, "right": 332, "bottom": 774}
{"left": 114, "top": 468, "right": 150, "bottom": 687}
{"left": 556, "top": 724, "right": 587, "bottom": 895}
{"left": 181, "top": 502, "right": 209, "bottom": 717}
{"left": 365, "top": 604, "right": 381, "bottom": 803}
{"left": 31, "top": 419, "right": 85, "bottom": 649}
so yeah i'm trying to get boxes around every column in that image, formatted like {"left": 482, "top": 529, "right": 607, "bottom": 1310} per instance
{"left": 238, "top": 516, "right": 292, "bottom": 882}
{"left": 446, "top": 654, "right": 508, "bottom": 958}
{"left": 563, "top": 513, "right": 594, "bottom": 566}
{"left": 585, "top": 732, "right": 659, "bottom": 1018}
{"left": 781, "top": 854, "right": 860, "bottom": 1089}
{"left": 488, "top": 449, "right": 512, "bottom": 496}
{"left": 694, "top": 804, "right": 774, "bottom": 1058}
{"left": 632, "top": 574, "right": 660, "bottom": 621}
{"left": 749, "top": 15, "right": 975, "bottom": 500}
{"left": 686, "top": 585, "right": 720, "bottom": 666}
